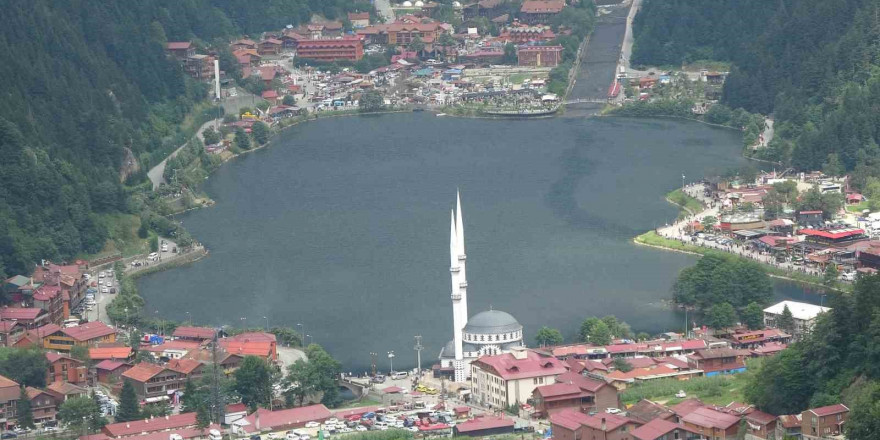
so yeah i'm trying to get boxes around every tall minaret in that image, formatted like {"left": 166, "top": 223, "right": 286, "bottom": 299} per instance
{"left": 450, "top": 192, "right": 469, "bottom": 383}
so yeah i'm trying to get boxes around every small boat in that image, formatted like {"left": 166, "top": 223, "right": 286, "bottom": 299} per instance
{"left": 436, "top": 113, "right": 447, "bottom": 117}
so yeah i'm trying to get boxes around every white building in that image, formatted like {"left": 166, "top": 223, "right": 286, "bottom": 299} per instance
{"left": 763, "top": 300, "right": 830, "bottom": 339}
{"left": 470, "top": 346, "right": 567, "bottom": 408}
{"left": 438, "top": 192, "right": 524, "bottom": 382}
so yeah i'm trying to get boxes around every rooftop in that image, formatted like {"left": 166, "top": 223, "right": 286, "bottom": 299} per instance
{"left": 103, "top": 413, "right": 197, "bottom": 437}
{"left": 122, "top": 362, "right": 166, "bottom": 383}
{"left": 473, "top": 349, "right": 566, "bottom": 380}
{"left": 764, "top": 300, "right": 831, "bottom": 321}
{"left": 671, "top": 398, "right": 705, "bottom": 418}
{"left": 550, "top": 409, "right": 633, "bottom": 432}
{"left": 455, "top": 416, "right": 514, "bottom": 433}
{"left": 464, "top": 310, "right": 522, "bottom": 334}
{"left": 632, "top": 418, "right": 697, "bottom": 440}
{"left": 237, "top": 405, "right": 331, "bottom": 433}
{"left": 807, "top": 403, "right": 849, "bottom": 417}
{"left": 172, "top": 326, "right": 217, "bottom": 340}
{"left": 683, "top": 407, "right": 740, "bottom": 430}
{"left": 89, "top": 346, "right": 132, "bottom": 360}
{"left": 61, "top": 321, "right": 116, "bottom": 341}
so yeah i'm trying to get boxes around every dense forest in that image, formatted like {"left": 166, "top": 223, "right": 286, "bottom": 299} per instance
{"left": 631, "top": 0, "right": 880, "bottom": 182}
{"left": 0, "top": 0, "right": 368, "bottom": 280}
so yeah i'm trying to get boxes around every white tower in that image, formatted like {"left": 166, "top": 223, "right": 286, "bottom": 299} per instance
{"left": 450, "top": 191, "right": 469, "bottom": 383}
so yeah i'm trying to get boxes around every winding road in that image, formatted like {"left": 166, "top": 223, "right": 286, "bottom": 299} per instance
{"left": 147, "top": 120, "right": 218, "bottom": 190}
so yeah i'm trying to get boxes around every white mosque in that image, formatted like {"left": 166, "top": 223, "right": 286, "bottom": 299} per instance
{"left": 438, "top": 192, "right": 524, "bottom": 383}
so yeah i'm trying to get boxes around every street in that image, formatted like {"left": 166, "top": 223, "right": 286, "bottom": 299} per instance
{"left": 147, "top": 120, "right": 219, "bottom": 190}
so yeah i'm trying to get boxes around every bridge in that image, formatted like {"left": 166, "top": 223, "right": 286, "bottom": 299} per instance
{"left": 564, "top": 98, "right": 609, "bottom": 105}
{"left": 338, "top": 377, "right": 370, "bottom": 398}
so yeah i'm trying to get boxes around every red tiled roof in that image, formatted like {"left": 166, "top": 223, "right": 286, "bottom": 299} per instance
{"left": 535, "top": 383, "right": 583, "bottom": 399}
{"left": 47, "top": 381, "right": 86, "bottom": 396}
{"left": 61, "top": 321, "right": 116, "bottom": 342}
{"left": 121, "top": 424, "right": 221, "bottom": 440}
{"left": 0, "top": 307, "right": 44, "bottom": 320}
{"left": 262, "top": 90, "right": 279, "bottom": 99}
{"left": 778, "top": 414, "right": 801, "bottom": 428}
{"left": 33, "top": 284, "right": 61, "bottom": 301}
{"left": 226, "top": 403, "right": 248, "bottom": 414}
{"left": 671, "top": 398, "right": 705, "bottom": 418}
{"left": 632, "top": 418, "right": 697, "bottom": 440}
{"left": 554, "top": 371, "right": 607, "bottom": 393}
{"left": 89, "top": 346, "right": 132, "bottom": 360}
{"left": 94, "top": 360, "right": 127, "bottom": 371}
{"left": 167, "top": 358, "right": 202, "bottom": 375}
{"left": 0, "top": 321, "right": 21, "bottom": 333}
{"left": 45, "top": 352, "right": 79, "bottom": 364}
{"left": 173, "top": 326, "right": 217, "bottom": 340}
{"left": 808, "top": 404, "right": 849, "bottom": 417}
{"left": 621, "top": 357, "right": 657, "bottom": 369}
{"left": 219, "top": 340, "right": 273, "bottom": 358}
{"left": 348, "top": 12, "right": 370, "bottom": 20}
{"left": 521, "top": 0, "right": 565, "bottom": 14}
{"left": 238, "top": 405, "right": 331, "bottom": 433}
{"left": 229, "top": 331, "right": 276, "bottom": 343}
{"left": 799, "top": 228, "right": 865, "bottom": 240}
{"left": 455, "top": 416, "right": 514, "bottom": 433}
{"left": 473, "top": 350, "right": 566, "bottom": 380}
{"left": 122, "top": 362, "right": 166, "bottom": 383}
{"left": 746, "top": 410, "right": 777, "bottom": 425}
{"left": 145, "top": 340, "right": 200, "bottom": 353}
{"left": 627, "top": 399, "right": 675, "bottom": 423}
{"left": 683, "top": 407, "right": 740, "bottom": 430}
{"left": 550, "top": 409, "right": 634, "bottom": 432}
{"left": 33, "top": 324, "right": 61, "bottom": 338}
{"left": 103, "top": 412, "right": 197, "bottom": 437}
{"left": 167, "top": 42, "right": 192, "bottom": 50}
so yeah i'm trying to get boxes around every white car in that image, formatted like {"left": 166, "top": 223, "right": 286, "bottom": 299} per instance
{"left": 605, "top": 408, "right": 622, "bottom": 414}
{"left": 406, "top": 427, "right": 418, "bottom": 433}
{"left": 675, "top": 390, "right": 687, "bottom": 398}
{"left": 101, "top": 287, "right": 109, "bottom": 293}
{"left": 355, "top": 426, "right": 367, "bottom": 432}
{"left": 304, "top": 422, "right": 320, "bottom": 428}
{"left": 326, "top": 418, "right": 339, "bottom": 425}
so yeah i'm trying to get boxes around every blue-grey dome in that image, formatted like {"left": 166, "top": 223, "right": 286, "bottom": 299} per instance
{"left": 464, "top": 310, "right": 522, "bottom": 334}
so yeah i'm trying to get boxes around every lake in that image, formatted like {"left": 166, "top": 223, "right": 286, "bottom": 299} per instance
{"left": 137, "top": 112, "right": 822, "bottom": 371}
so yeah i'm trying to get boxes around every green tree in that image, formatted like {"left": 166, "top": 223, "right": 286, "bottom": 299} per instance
{"left": 251, "top": 122, "right": 270, "bottom": 145}
{"left": 58, "top": 396, "right": 106, "bottom": 433}
{"left": 673, "top": 254, "right": 773, "bottom": 310}
{"left": 203, "top": 126, "right": 221, "bottom": 145}
{"left": 234, "top": 127, "right": 251, "bottom": 150}
{"left": 796, "top": 186, "right": 843, "bottom": 220}
{"left": 181, "top": 378, "right": 206, "bottom": 414}
{"left": 612, "top": 358, "right": 633, "bottom": 372}
{"left": 846, "top": 381, "right": 880, "bottom": 440}
{"left": 70, "top": 344, "right": 91, "bottom": 365}
{"left": 113, "top": 261, "right": 125, "bottom": 281}
{"left": 706, "top": 302, "right": 737, "bottom": 329}
{"left": 196, "top": 404, "right": 211, "bottom": 429}
{"left": 117, "top": 381, "right": 141, "bottom": 422}
{"left": 502, "top": 43, "right": 517, "bottom": 65}
{"left": 149, "top": 235, "right": 159, "bottom": 252}
{"left": 701, "top": 215, "right": 717, "bottom": 229}
{"left": 579, "top": 317, "right": 601, "bottom": 342}
{"left": 17, "top": 386, "right": 34, "bottom": 429}
{"left": 534, "top": 327, "right": 564, "bottom": 347}
{"left": 741, "top": 302, "right": 765, "bottom": 330}
{"left": 359, "top": 90, "right": 385, "bottom": 113}
{"left": 0, "top": 348, "right": 49, "bottom": 387}
{"left": 778, "top": 305, "right": 796, "bottom": 334}
{"left": 588, "top": 321, "right": 612, "bottom": 345}
{"left": 283, "top": 344, "right": 343, "bottom": 408}
{"left": 744, "top": 347, "right": 814, "bottom": 414}
{"left": 234, "top": 356, "right": 277, "bottom": 411}
{"left": 823, "top": 264, "right": 839, "bottom": 287}
{"left": 269, "top": 327, "right": 302, "bottom": 347}
{"left": 407, "top": 36, "right": 425, "bottom": 53}
{"left": 282, "top": 95, "right": 296, "bottom": 106}
{"left": 635, "top": 332, "right": 650, "bottom": 341}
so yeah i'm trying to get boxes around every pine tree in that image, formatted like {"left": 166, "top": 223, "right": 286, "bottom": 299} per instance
{"left": 196, "top": 404, "right": 211, "bottom": 429}
{"left": 117, "top": 381, "right": 141, "bottom": 422}
{"left": 778, "top": 305, "right": 796, "bottom": 335}
{"left": 17, "top": 386, "right": 34, "bottom": 430}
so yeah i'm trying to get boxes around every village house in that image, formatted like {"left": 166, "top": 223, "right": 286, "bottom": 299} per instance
{"left": 144, "top": 339, "right": 201, "bottom": 360}
{"left": 44, "top": 321, "right": 117, "bottom": 352}
{"left": 723, "top": 328, "right": 791, "bottom": 350}
{"left": 122, "top": 362, "right": 186, "bottom": 401}
{"left": 550, "top": 409, "right": 643, "bottom": 440}
{"left": 470, "top": 346, "right": 567, "bottom": 408}
{"left": 233, "top": 405, "right": 332, "bottom": 435}
{"left": 13, "top": 323, "right": 61, "bottom": 348}
{"left": 463, "top": 0, "right": 506, "bottom": 20}
{"left": 454, "top": 416, "right": 515, "bottom": 437}
{"left": 184, "top": 54, "right": 215, "bottom": 81}
{"left": 172, "top": 326, "right": 218, "bottom": 342}
{"left": 183, "top": 346, "right": 243, "bottom": 375}
{"left": 95, "top": 360, "right": 132, "bottom": 384}
{"left": 31, "top": 262, "right": 88, "bottom": 318}
{"left": 234, "top": 49, "right": 262, "bottom": 67}
{"left": 0, "top": 321, "right": 24, "bottom": 347}
{"left": 102, "top": 412, "right": 198, "bottom": 438}
{"left": 347, "top": 12, "right": 371, "bottom": 28}
{"left": 166, "top": 358, "right": 204, "bottom": 382}
{"left": 801, "top": 404, "right": 848, "bottom": 440}
{"left": 681, "top": 407, "right": 740, "bottom": 440}
{"left": 517, "top": 45, "right": 563, "bottom": 67}
{"left": 258, "top": 38, "right": 283, "bottom": 56}
{"left": 763, "top": 300, "right": 830, "bottom": 339}
{"left": 224, "top": 403, "right": 248, "bottom": 425}
{"left": 358, "top": 21, "right": 450, "bottom": 47}
{"left": 686, "top": 348, "right": 749, "bottom": 376}
{"left": 166, "top": 42, "right": 195, "bottom": 60}
{"left": 775, "top": 414, "right": 802, "bottom": 439}
{"left": 631, "top": 418, "right": 701, "bottom": 440}
{"left": 26, "top": 387, "right": 56, "bottom": 425}
{"left": 500, "top": 26, "right": 556, "bottom": 44}
{"left": 626, "top": 399, "right": 676, "bottom": 424}
{"left": 230, "top": 39, "right": 257, "bottom": 51}
{"left": 0, "top": 375, "right": 19, "bottom": 429}
{"left": 0, "top": 307, "right": 49, "bottom": 329}
{"left": 671, "top": 399, "right": 706, "bottom": 422}
{"left": 45, "top": 352, "right": 87, "bottom": 385}
{"left": 220, "top": 332, "right": 278, "bottom": 362}
{"left": 531, "top": 371, "right": 619, "bottom": 417}
{"left": 323, "top": 21, "right": 344, "bottom": 38}
{"left": 45, "top": 381, "right": 88, "bottom": 404}
{"left": 519, "top": 0, "right": 565, "bottom": 24}
{"left": 89, "top": 346, "right": 134, "bottom": 362}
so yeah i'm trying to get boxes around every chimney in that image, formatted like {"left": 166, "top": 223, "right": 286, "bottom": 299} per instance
{"left": 510, "top": 346, "right": 527, "bottom": 360}
{"left": 600, "top": 418, "right": 606, "bottom": 431}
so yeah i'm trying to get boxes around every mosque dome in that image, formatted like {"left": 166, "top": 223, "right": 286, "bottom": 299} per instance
{"left": 453, "top": 1, "right": 462, "bottom": 7}
{"left": 414, "top": 0, "right": 424, "bottom": 6}
{"left": 402, "top": 1, "right": 413, "bottom": 6}
{"left": 464, "top": 310, "right": 522, "bottom": 334}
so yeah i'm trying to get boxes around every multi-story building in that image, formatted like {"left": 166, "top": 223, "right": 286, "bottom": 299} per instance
{"left": 681, "top": 407, "right": 741, "bottom": 440}
{"left": 519, "top": 0, "right": 565, "bottom": 24}
{"left": 166, "top": 42, "right": 195, "bottom": 60}
{"left": 0, "top": 322, "right": 24, "bottom": 347}
{"left": 185, "top": 54, "right": 215, "bottom": 81}
{"left": 801, "top": 404, "right": 848, "bottom": 440}
{"left": 45, "top": 352, "right": 87, "bottom": 385}
{"left": 122, "top": 362, "right": 186, "bottom": 400}
{"left": 0, "top": 375, "right": 19, "bottom": 430}
{"left": 517, "top": 45, "right": 563, "bottom": 67}
{"left": 686, "top": 348, "right": 749, "bottom": 376}
{"left": 44, "top": 321, "right": 117, "bottom": 352}
{"left": 295, "top": 37, "right": 364, "bottom": 61}
{"left": 632, "top": 419, "right": 702, "bottom": 440}
{"left": 357, "top": 22, "right": 450, "bottom": 47}
{"left": 0, "top": 307, "right": 49, "bottom": 329}
{"left": 347, "top": 12, "right": 371, "bottom": 28}
{"left": 26, "top": 387, "right": 57, "bottom": 425}
{"left": 470, "top": 346, "right": 567, "bottom": 408}
{"left": 763, "top": 300, "right": 830, "bottom": 339}
{"left": 31, "top": 262, "right": 88, "bottom": 317}
{"left": 531, "top": 371, "right": 619, "bottom": 417}
{"left": 550, "top": 409, "right": 642, "bottom": 440}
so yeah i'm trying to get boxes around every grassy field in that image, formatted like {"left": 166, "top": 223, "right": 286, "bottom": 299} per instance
{"left": 81, "top": 213, "right": 149, "bottom": 261}
{"left": 621, "top": 373, "right": 750, "bottom": 407}
{"left": 666, "top": 188, "right": 704, "bottom": 214}
{"left": 338, "top": 397, "right": 382, "bottom": 409}
{"left": 846, "top": 201, "right": 869, "bottom": 213}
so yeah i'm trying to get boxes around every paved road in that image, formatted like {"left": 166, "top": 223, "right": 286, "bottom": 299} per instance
{"left": 620, "top": 0, "right": 641, "bottom": 72}
{"left": 147, "top": 120, "right": 218, "bottom": 190}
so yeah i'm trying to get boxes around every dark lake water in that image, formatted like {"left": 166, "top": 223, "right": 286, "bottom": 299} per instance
{"left": 137, "top": 113, "right": 822, "bottom": 372}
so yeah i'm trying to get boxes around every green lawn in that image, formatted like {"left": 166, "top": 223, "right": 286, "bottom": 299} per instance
{"left": 846, "top": 201, "right": 869, "bottom": 213}
{"left": 666, "top": 189, "right": 704, "bottom": 214}
{"left": 509, "top": 73, "right": 532, "bottom": 85}
{"left": 338, "top": 397, "right": 382, "bottom": 409}
{"left": 621, "top": 373, "right": 750, "bottom": 407}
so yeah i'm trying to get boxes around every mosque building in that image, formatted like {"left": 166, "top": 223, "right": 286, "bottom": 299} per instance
{"left": 438, "top": 192, "right": 524, "bottom": 383}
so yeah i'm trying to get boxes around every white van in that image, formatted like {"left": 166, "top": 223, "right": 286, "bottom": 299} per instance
{"left": 391, "top": 371, "right": 408, "bottom": 380}
{"left": 208, "top": 430, "right": 222, "bottom": 440}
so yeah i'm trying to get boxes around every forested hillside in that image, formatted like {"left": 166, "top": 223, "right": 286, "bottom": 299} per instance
{"left": 0, "top": 0, "right": 368, "bottom": 279}
{"left": 631, "top": 0, "right": 880, "bottom": 180}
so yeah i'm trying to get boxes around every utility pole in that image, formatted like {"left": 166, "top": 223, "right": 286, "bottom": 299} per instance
{"left": 414, "top": 335, "right": 423, "bottom": 380}
{"left": 387, "top": 351, "right": 395, "bottom": 374}
{"left": 370, "top": 352, "right": 378, "bottom": 377}
{"left": 210, "top": 328, "right": 224, "bottom": 424}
